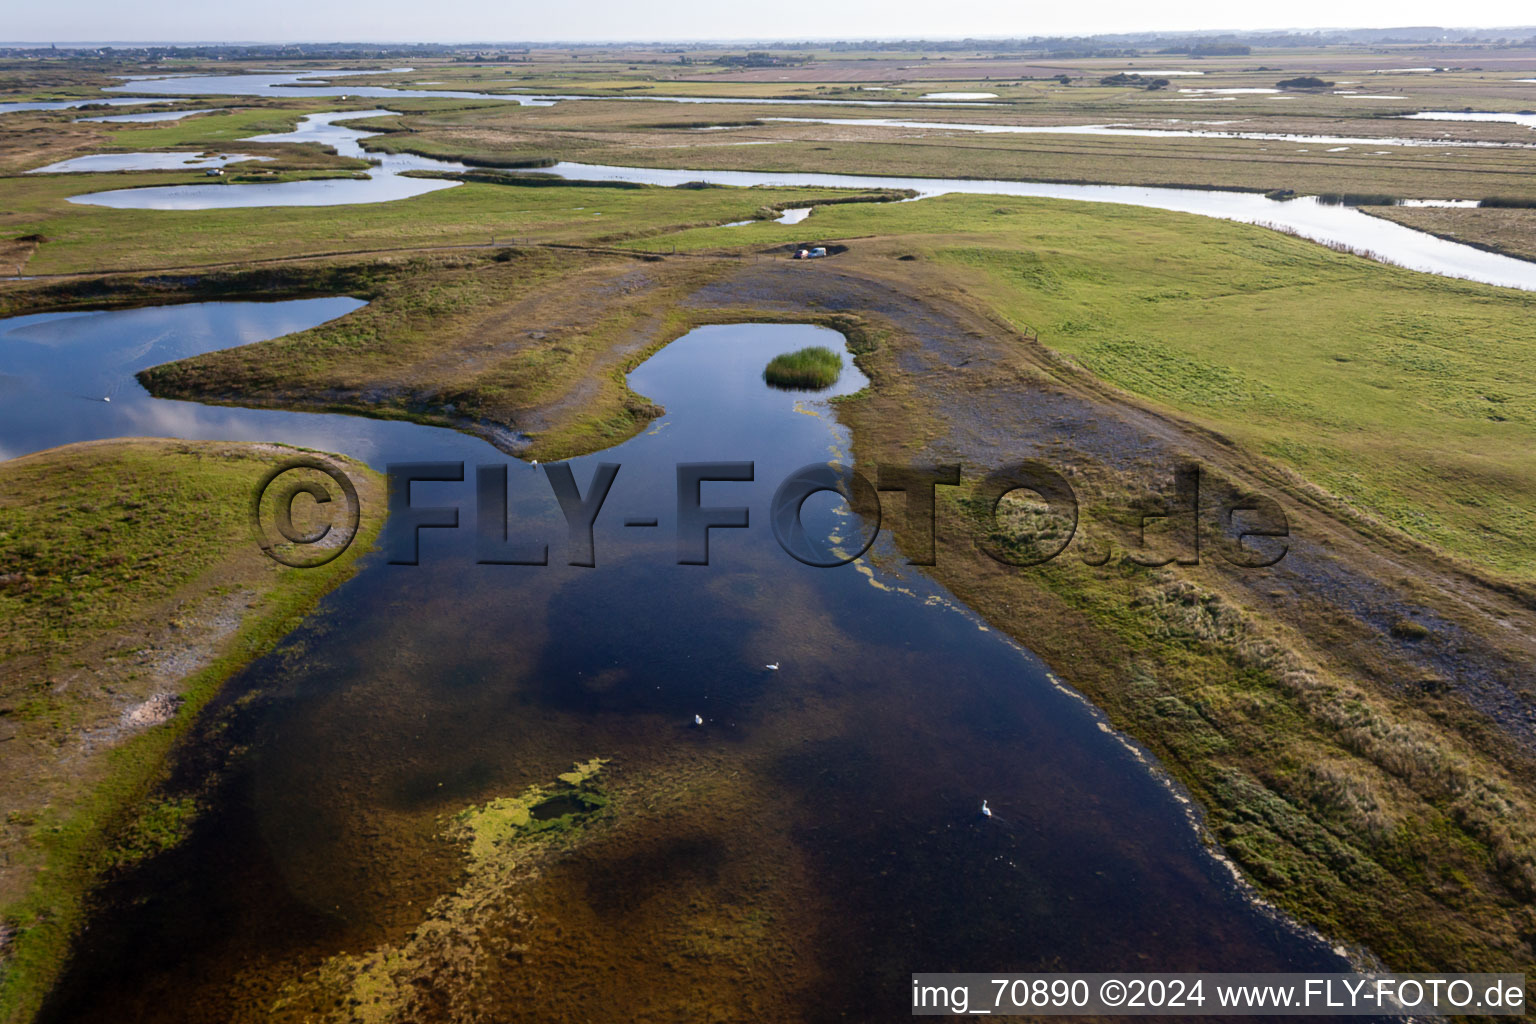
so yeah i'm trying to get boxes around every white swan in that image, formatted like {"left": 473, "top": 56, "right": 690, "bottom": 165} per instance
{"left": 981, "top": 799, "right": 992, "bottom": 818}
{"left": 693, "top": 714, "right": 704, "bottom": 726}
{"left": 764, "top": 662, "right": 780, "bottom": 671}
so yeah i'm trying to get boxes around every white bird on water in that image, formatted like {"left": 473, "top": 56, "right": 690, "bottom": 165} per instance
{"left": 531, "top": 458, "right": 539, "bottom": 467}
{"left": 981, "top": 799, "right": 992, "bottom": 818}
{"left": 102, "top": 396, "right": 110, "bottom": 403}
{"left": 764, "top": 662, "right": 780, "bottom": 671}
{"left": 693, "top": 714, "right": 704, "bottom": 726}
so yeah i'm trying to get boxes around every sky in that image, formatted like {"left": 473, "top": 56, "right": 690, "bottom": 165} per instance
{"left": 4, "top": 1, "right": 1535, "bottom": 45}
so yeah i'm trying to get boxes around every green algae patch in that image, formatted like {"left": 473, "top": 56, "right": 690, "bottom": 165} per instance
{"left": 452, "top": 756, "right": 609, "bottom": 865}
{"left": 558, "top": 757, "right": 605, "bottom": 786}
{"left": 273, "top": 759, "right": 610, "bottom": 1022}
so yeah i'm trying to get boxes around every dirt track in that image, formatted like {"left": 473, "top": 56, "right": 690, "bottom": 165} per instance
{"left": 677, "top": 253, "right": 1536, "bottom": 752}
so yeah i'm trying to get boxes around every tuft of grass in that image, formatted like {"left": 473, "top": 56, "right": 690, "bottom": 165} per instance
{"left": 762, "top": 345, "right": 842, "bottom": 390}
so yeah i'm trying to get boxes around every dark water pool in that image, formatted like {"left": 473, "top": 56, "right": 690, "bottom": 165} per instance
{"left": 2, "top": 303, "right": 1351, "bottom": 1021}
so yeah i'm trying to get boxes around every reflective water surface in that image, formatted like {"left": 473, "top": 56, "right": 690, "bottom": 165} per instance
{"left": 1402, "top": 110, "right": 1536, "bottom": 130}
{"left": 29, "top": 151, "right": 273, "bottom": 173}
{"left": 760, "top": 115, "right": 1536, "bottom": 149}
{"left": 2, "top": 302, "right": 1350, "bottom": 1021}
{"left": 67, "top": 110, "right": 463, "bottom": 208}
{"left": 58, "top": 109, "right": 1536, "bottom": 291}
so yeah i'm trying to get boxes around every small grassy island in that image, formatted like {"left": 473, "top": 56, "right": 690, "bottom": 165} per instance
{"left": 762, "top": 346, "right": 843, "bottom": 390}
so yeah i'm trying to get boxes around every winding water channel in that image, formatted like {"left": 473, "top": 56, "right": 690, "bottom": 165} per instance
{"left": 3, "top": 300, "right": 1353, "bottom": 1020}
{"left": 50, "top": 91, "right": 1536, "bottom": 290}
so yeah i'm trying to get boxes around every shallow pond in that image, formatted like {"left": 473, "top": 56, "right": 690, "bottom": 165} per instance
{"left": 3, "top": 302, "right": 1350, "bottom": 1021}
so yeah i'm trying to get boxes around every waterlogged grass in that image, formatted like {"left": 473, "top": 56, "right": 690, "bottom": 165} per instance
{"left": 763, "top": 345, "right": 842, "bottom": 389}
{"left": 0, "top": 439, "right": 384, "bottom": 1024}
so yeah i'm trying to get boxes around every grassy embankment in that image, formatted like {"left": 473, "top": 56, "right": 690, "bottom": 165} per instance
{"left": 127, "top": 249, "right": 723, "bottom": 458}
{"left": 629, "top": 193, "right": 1536, "bottom": 582}
{"left": 0, "top": 439, "right": 385, "bottom": 1024}
{"left": 779, "top": 224, "right": 1536, "bottom": 975}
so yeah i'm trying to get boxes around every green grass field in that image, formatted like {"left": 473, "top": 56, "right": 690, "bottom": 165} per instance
{"left": 626, "top": 194, "right": 1536, "bottom": 578}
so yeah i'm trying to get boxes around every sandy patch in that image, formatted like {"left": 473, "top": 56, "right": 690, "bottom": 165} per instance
{"left": 120, "top": 693, "right": 186, "bottom": 732}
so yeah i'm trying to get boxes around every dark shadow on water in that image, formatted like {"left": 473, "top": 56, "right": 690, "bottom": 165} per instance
{"left": 27, "top": 317, "right": 1357, "bottom": 1023}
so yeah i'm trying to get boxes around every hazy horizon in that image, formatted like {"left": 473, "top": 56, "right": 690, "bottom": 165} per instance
{"left": 6, "top": 1, "right": 1536, "bottom": 47}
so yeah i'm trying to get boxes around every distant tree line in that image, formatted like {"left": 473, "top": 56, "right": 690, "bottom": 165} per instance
{"left": 712, "top": 51, "right": 811, "bottom": 67}
{"left": 4, "top": 27, "right": 1536, "bottom": 62}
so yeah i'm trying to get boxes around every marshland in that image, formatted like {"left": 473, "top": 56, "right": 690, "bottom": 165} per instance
{"left": 1, "top": 28, "right": 1535, "bottom": 1023}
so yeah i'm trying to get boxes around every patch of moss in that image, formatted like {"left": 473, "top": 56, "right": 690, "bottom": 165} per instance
{"left": 103, "top": 796, "right": 199, "bottom": 870}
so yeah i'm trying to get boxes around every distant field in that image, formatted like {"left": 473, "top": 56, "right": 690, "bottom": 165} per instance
{"left": 357, "top": 102, "right": 1536, "bottom": 202}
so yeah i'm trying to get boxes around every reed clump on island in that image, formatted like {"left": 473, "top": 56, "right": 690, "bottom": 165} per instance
{"left": 762, "top": 346, "right": 842, "bottom": 390}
